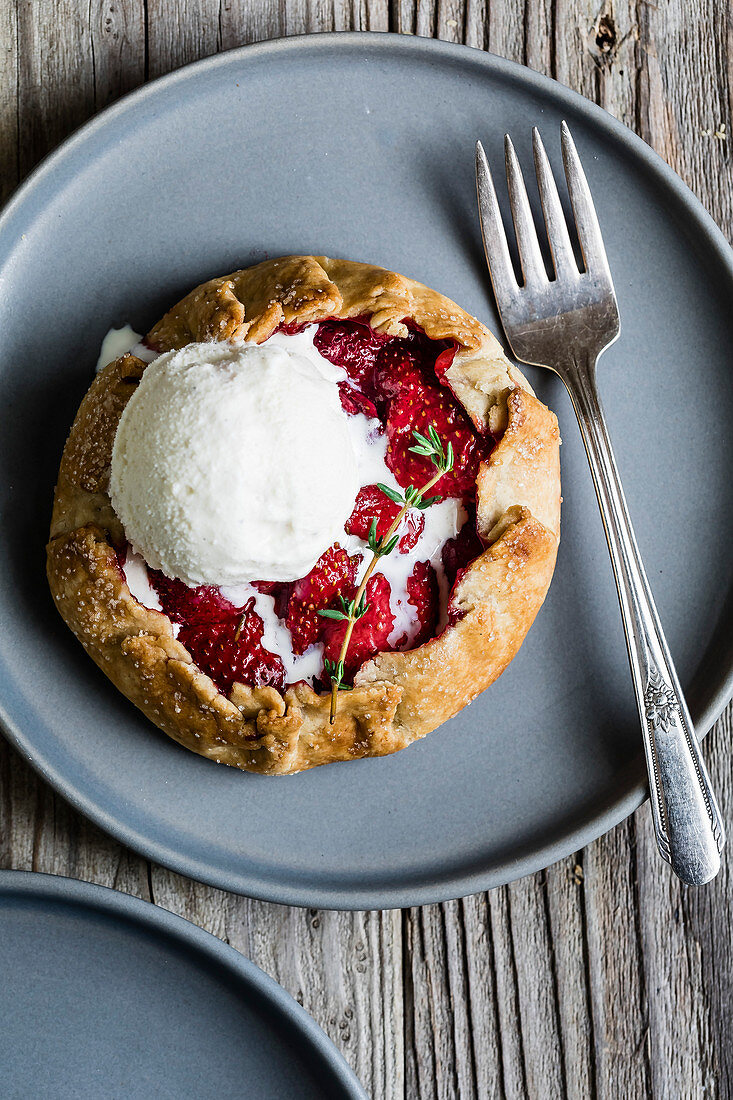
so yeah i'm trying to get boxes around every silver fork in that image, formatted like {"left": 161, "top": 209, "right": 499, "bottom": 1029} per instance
{"left": 475, "top": 123, "right": 725, "bottom": 885}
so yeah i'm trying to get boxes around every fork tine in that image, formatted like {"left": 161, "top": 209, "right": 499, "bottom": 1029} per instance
{"left": 504, "top": 134, "right": 547, "bottom": 286}
{"left": 560, "top": 121, "right": 613, "bottom": 280}
{"left": 475, "top": 140, "right": 518, "bottom": 298}
{"left": 532, "top": 127, "right": 577, "bottom": 279}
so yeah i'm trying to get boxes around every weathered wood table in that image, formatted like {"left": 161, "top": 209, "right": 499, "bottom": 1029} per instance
{"left": 1, "top": 3, "right": 730, "bottom": 1097}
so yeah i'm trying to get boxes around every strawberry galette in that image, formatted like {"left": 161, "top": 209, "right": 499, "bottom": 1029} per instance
{"left": 47, "top": 256, "right": 560, "bottom": 775}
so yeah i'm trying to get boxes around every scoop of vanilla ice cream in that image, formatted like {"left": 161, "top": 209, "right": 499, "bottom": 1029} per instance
{"left": 109, "top": 339, "right": 359, "bottom": 585}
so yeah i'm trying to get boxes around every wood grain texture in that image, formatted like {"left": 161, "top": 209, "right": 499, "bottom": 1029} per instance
{"left": 0, "top": 2, "right": 731, "bottom": 1097}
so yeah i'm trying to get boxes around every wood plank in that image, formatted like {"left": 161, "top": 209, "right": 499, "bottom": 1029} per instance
{"left": 404, "top": 871, "right": 592, "bottom": 1099}
{"left": 636, "top": 0, "right": 733, "bottom": 231}
{"left": 500, "top": 876, "right": 567, "bottom": 1098}
{"left": 463, "top": 0, "right": 488, "bottom": 51}
{"left": 15, "top": 0, "right": 95, "bottom": 175}
{"left": 487, "top": 885, "right": 531, "bottom": 1099}
{"left": 89, "top": 0, "right": 146, "bottom": 109}
{"left": 613, "top": 4, "right": 732, "bottom": 1097}
{"left": 678, "top": 712, "right": 733, "bottom": 1099}
{"left": 281, "top": 0, "right": 335, "bottom": 36}
{"left": 146, "top": 0, "right": 221, "bottom": 79}
{"left": 0, "top": 737, "right": 151, "bottom": 900}
{"left": 220, "top": 0, "right": 391, "bottom": 42}
{"left": 484, "top": 0, "right": 524, "bottom": 65}
{"left": 583, "top": 820, "right": 652, "bottom": 1099}
{"left": 0, "top": 0, "right": 17, "bottom": 204}
{"left": 543, "top": 856, "right": 595, "bottom": 1100}
{"left": 219, "top": 0, "right": 284, "bottom": 46}
{"left": 636, "top": 799, "right": 717, "bottom": 1099}
{"left": 460, "top": 893, "right": 505, "bottom": 1098}
{"left": 404, "top": 899, "right": 491, "bottom": 1099}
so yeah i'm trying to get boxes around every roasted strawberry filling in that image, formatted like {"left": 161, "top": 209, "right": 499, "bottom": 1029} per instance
{"left": 285, "top": 545, "right": 360, "bottom": 656}
{"left": 148, "top": 571, "right": 286, "bottom": 693}
{"left": 345, "top": 484, "right": 424, "bottom": 552}
{"left": 313, "top": 320, "right": 483, "bottom": 501}
{"left": 404, "top": 560, "right": 441, "bottom": 648}
{"left": 441, "top": 503, "right": 485, "bottom": 588}
{"left": 132, "top": 319, "right": 495, "bottom": 693}
{"left": 322, "top": 572, "right": 395, "bottom": 680}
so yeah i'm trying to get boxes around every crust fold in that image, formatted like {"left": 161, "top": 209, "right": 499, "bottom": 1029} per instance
{"left": 48, "top": 255, "right": 560, "bottom": 774}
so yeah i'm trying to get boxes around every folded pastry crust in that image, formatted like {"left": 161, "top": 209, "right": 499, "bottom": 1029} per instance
{"left": 47, "top": 256, "right": 561, "bottom": 774}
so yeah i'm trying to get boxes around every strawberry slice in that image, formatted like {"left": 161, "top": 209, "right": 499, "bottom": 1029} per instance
{"left": 441, "top": 507, "right": 485, "bottom": 588}
{"left": 148, "top": 571, "right": 285, "bottom": 691}
{"left": 177, "top": 600, "right": 285, "bottom": 694}
{"left": 433, "top": 344, "right": 458, "bottom": 384}
{"left": 373, "top": 343, "right": 424, "bottom": 404}
{"left": 285, "top": 545, "right": 361, "bottom": 654}
{"left": 115, "top": 544, "right": 129, "bottom": 577}
{"left": 149, "top": 571, "right": 240, "bottom": 623}
{"left": 384, "top": 381, "right": 483, "bottom": 499}
{"left": 406, "top": 560, "right": 440, "bottom": 647}
{"left": 338, "top": 382, "right": 380, "bottom": 421}
{"left": 322, "top": 573, "right": 395, "bottom": 677}
{"left": 314, "top": 318, "right": 393, "bottom": 390}
{"left": 345, "top": 484, "right": 424, "bottom": 553}
{"left": 367, "top": 339, "right": 487, "bottom": 499}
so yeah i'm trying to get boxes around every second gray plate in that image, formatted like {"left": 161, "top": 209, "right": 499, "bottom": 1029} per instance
{"left": 0, "top": 872, "right": 365, "bottom": 1098}
{"left": 0, "top": 35, "right": 731, "bottom": 908}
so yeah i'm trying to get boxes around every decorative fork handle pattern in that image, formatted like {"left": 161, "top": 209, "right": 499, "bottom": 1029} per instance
{"left": 561, "top": 354, "right": 725, "bottom": 885}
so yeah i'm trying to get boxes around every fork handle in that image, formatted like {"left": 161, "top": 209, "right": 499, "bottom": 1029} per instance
{"left": 561, "top": 355, "right": 725, "bottom": 885}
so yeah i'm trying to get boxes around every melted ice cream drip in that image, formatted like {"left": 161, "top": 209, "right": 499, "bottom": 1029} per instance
{"left": 96, "top": 325, "right": 158, "bottom": 372}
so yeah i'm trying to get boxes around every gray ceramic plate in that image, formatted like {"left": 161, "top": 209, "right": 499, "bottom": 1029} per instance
{"left": 0, "top": 34, "right": 731, "bottom": 909}
{"left": 0, "top": 871, "right": 365, "bottom": 1098}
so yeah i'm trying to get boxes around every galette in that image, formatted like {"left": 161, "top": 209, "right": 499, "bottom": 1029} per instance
{"left": 47, "top": 255, "right": 561, "bottom": 774}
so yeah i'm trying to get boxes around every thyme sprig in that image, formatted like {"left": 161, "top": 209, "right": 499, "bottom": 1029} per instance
{"left": 319, "top": 425, "right": 454, "bottom": 724}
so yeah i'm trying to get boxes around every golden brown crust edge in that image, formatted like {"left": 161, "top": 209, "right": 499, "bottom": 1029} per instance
{"left": 47, "top": 255, "right": 560, "bottom": 774}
